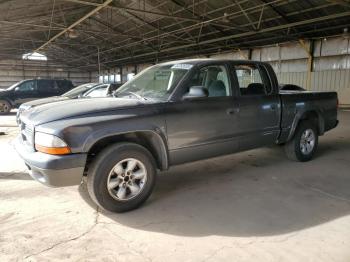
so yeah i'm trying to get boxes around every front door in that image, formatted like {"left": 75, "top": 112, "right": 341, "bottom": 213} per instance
{"left": 166, "top": 63, "right": 240, "bottom": 165}
{"left": 13, "top": 80, "right": 39, "bottom": 106}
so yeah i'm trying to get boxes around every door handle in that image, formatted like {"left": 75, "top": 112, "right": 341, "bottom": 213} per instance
{"left": 226, "top": 108, "right": 239, "bottom": 115}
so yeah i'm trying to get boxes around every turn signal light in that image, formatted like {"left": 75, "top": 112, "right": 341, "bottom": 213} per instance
{"left": 35, "top": 144, "right": 71, "bottom": 155}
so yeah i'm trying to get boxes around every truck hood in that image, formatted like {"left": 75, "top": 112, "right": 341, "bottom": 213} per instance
{"left": 20, "top": 96, "right": 68, "bottom": 109}
{"left": 0, "top": 89, "right": 11, "bottom": 97}
{"left": 21, "top": 97, "right": 144, "bottom": 125}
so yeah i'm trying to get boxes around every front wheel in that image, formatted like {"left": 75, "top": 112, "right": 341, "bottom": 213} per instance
{"left": 87, "top": 143, "right": 156, "bottom": 213}
{"left": 285, "top": 121, "right": 318, "bottom": 162}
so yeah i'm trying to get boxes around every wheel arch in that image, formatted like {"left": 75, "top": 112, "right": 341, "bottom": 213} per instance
{"left": 0, "top": 97, "right": 14, "bottom": 107}
{"left": 288, "top": 110, "right": 324, "bottom": 141}
{"left": 85, "top": 131, "right": 169, "bottom": 172}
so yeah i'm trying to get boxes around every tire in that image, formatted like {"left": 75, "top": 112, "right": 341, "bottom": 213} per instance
{"left": 285, "top": 120, "right": 318, "bottom": 162}
{"left": 0, "top": 100, "right": 11, "bottom": 114}
{"left": 87, "top": 142, "right": 157, "bottom": 213}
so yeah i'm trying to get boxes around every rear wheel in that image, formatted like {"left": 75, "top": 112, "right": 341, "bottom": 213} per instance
{"left": 87, "top": 143, "right": 156, "bottom": 213}
{"left": 0, "top": 100, "right": 11, "bottom": 114}
{"left": 285, "top": 121, "right": 318, "bottom": 162}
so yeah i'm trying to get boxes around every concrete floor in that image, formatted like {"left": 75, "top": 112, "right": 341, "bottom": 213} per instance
{"left": 1, "top": 110, "right": 350, "bottom": 262}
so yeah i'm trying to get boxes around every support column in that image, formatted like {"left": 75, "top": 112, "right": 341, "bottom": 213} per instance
{"left": 247, "top": 49, "right": 252, "bottom": 60}
{"left": 299, "top": 39, "right": 314, "bottom": 90}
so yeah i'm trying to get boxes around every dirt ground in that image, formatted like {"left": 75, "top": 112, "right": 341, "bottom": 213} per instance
{"left": 1, "top": 110, "right": 350, "bottom": 262}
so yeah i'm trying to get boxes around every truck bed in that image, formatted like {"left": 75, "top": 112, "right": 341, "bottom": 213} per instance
{"left": 279, "top": 90, "right": 338, "bottom": 142}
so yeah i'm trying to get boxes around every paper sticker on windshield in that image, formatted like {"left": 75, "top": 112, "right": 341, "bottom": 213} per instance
{"left": 171, "top": 64, "right": 193, "bottom": 70}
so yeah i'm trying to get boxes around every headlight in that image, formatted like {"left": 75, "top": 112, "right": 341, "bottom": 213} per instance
{"left": 35, "top": 132, "right": 71, "bottom": 155}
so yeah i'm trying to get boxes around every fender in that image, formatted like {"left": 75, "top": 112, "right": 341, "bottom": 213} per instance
{"left": 35, "top": 104, "right": 170, "bottom": 169}
{"left": 287, "top": 108, "right": 325, "bottom": 141}
{"left": 84, "top": 129, "right": 169, "bottom": 170}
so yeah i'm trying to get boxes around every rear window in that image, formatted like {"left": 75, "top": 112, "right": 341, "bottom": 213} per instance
{"left": 56, "top": 80, "right": 73, "bottom": 91}
{"left": 37, "top": 80, "right": 58, "bottom": 94}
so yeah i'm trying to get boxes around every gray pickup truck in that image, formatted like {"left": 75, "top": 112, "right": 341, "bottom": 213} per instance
{"left": 15, "top": 59, "right": 338, "bottom": 212}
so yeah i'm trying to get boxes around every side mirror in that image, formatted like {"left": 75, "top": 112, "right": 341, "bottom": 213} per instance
{"left": 14, "top": 87, "right": 20, "bottom": 92}
{"left": 182, "top": 86, "right": 208, "bottom": 100}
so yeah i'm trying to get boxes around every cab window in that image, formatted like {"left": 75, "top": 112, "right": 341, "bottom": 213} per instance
{"left": 16, "top": 80, "right": 35, "bottom": 92}
{"left": 234, "top": 64, "right": 272, "bottom": 96}
{"left": 187, "top": 65, "right": 231, "bottom": 97}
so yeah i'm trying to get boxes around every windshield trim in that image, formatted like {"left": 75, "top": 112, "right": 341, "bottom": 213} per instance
{"left": 115, "top": 63, "right": 192, "bottom": 102}
{"left": 7, "top": 80, "right": 26, "bottom": 90}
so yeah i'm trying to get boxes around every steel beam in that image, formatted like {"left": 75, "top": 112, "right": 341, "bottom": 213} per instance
{"left": 79, "top": 11, "right": 350, "bottom": 67}
{"left": 0, "top": 20, "right": 135, "bottom": 38}
{"left": 33, "top": 0, "right": 112, "bottom": 53}
{"left": 63, "top": 0, "right": 204, "bottom": 22}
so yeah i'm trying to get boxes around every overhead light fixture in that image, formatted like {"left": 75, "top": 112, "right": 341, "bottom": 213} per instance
{"left": 323, "top": 37, "right": 327, "bottom": 42}
{"left": 66, "top": 29, "right": 79, "bottom": 39}
{"left": 222, "top": 13, "right": 230, "bottom": 23}
{"left": 22, "top": 52, "right": 47, "bottom": 61}
{"left": 343, "top": 28, "right": 349, "bottom": 39}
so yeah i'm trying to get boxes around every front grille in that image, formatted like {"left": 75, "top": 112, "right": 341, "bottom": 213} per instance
{"left": 20, "top": 121, "right": 34, "bottom": 146}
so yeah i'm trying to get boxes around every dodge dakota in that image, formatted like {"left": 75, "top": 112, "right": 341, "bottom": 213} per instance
{"left": 15, "top": 59, "right": 338, "bottom": 212}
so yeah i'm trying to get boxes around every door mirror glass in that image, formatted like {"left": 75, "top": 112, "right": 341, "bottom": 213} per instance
{"left": 182, "top": 86, "right": 208, "bottom": 100}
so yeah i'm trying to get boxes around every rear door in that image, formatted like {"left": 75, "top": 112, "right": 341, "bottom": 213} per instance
{"left": 231, "top": 62, "right": 280, "bottom": 150}
{"left": 37, "top": 80, "right": 60, "bottom": 98}
{"left": 56, "top": 80, "right": 74, "bottom": 94}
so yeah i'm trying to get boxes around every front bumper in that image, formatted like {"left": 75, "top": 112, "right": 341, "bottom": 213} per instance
{"left": 14, "top": 136, "right": 87, "bottom": 187}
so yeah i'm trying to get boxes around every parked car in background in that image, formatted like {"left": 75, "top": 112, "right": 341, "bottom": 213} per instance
{"left": 83, "top": 83, "right": 121, "bottom": 98}
{"left": 0, "top": 79, "right": 74, "bottom": 114}
{"left": 16, "top": 83, "right": 121, "bottom": 125}
{"left": 15, "top": 59, "right": 338, "bottom": 213}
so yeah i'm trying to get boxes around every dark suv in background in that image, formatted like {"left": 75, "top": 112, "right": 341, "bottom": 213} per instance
{"left": 0, "top": 78, "right": 74, "bottom": 114}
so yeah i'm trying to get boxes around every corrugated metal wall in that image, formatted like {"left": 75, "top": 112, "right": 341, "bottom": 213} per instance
{"left": 0, "top": 59, "right": 92, "bottom": 89}
{"left": 95, "top": 35, "right": 350, "bottom": 106}
{"left": 210, "top": 36, "right": 350, "bottom": 105}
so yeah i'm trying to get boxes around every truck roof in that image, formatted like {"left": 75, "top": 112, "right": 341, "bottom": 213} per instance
{"left": 159, "top": 58, "right": 269, "bottom": 66}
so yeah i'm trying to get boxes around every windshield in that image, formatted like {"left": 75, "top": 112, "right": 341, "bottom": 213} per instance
{"left": 63, "top": 83, "right": 98, "bottom": 98}
{"left": 6, "top": 80, "right": 25, "bottom": 90}
{"left": 115, "top": 63, "right": 192, "bottom": 101}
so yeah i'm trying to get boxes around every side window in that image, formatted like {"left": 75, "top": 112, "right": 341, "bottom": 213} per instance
{"left": 84, "top": 86, "right": 107, "bottom": 97}
{"left": 234, "top": 64, "right": 272, "bottom": 96}
{"left": 187, "top": 65, "right": 231, "bottom": 97}
{"left": 56, "top": 80, "right": 73, "bottom": 92}
{"left": 17, "top": 80, "right": 35, "bottom": 92}
{"left": 37, "top": 80, "right": 59, "bottom": 95}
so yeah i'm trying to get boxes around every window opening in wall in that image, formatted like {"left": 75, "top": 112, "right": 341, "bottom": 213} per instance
{"left": 115, "top": 74, "right": 121, "bottom": 83}
{"left": 22, "top": 52, "right": 47, "bottom": 61}
{"left": 127, "top": 73, "right": 135, "bottom": 81}
{"left": 103, "top": 75, "right": 108, "bottom": 83}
